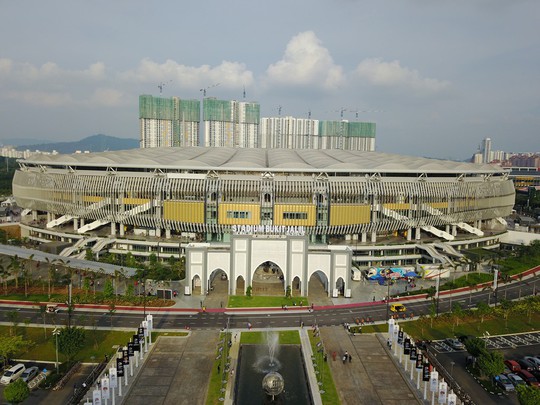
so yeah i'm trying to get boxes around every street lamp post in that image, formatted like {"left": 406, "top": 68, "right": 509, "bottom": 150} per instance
{"left": 53, "top": 328, "right": 60, "bottom": 372}
{"left": 385, "top": 271, "right": 392, "bottom": 321}
{"left": 435, "top": 269, "right": 441, "bottom": 317}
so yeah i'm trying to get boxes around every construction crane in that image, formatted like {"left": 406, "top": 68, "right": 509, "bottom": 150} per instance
{"left": 349, "top": 109, "right": 384, "bottom": 119}
{"left": 157, "top": 80, "right": 172, "bottom": 95}
{"left": 200, "top": 83, "right": 220, "bottom": 97}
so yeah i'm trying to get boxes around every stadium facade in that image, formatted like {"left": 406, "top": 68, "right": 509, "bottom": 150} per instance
{"left": 13, "top": 147, "right": 514, "bottom": 297}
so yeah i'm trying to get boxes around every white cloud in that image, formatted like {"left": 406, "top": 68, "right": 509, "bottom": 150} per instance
{"left": 355, "top": 58, "right": 449, "bottom": 93}
{"left": 264, "top": 31, "right": 344, "bottom": 90}
{"left": 120, "top": 59, "right": 254, "bottom": 90}
{"left": 89, "top": 88, "right": 125, "bottom": 107}
{"left": 5, "top": 90, "right": 72, "bottom": 107}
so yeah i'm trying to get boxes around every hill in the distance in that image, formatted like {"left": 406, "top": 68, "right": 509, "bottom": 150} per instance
{"left": 18, "top": 134, "right": 139, "bottom": 154}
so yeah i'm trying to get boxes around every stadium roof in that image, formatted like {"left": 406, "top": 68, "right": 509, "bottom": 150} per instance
{"left": 19, "top": 147, "right": 507, "bottom": 174}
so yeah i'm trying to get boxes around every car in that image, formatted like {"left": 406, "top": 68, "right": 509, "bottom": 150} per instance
{"left": 390, "top": 303, "right": 406, "bottom": 312}
{"left": 504, "top": 360, "right": 522, "bottom": 373}
{"left": 20, "top": 366, "right": 39, "bottom": 383}
{"left": 518, "top": 370, "right": 540, "bottom": 387}
{"left": 46, "top": 304, "right": 59, "bottom": 313}
{"left": 524, "top": 356, "right": 540, "bottom": 371}
{"left": 508, "top": 373, "right": 527, "bottom": 388}
{"left": 0, "top": 364, "right": 26, "bottom": 385}
{"left": 518, "top": 358, "right": 536, "bottom": 372}
{"left": 444, "top": 338, "right": 465, "bottom": 350}
{"left": 493, "top": 374, "right": 515, "bottom": 392}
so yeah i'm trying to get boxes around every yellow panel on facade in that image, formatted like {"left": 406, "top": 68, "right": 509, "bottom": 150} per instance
{"left": 218, "top": 203, "right": 260, "bottom": 225}
{"left": 330, "top": 205, "right": 371, "bottom": 226}
{"left": 83, "top": 196, "right": 104, "bottom": 203}
{"left": 163, "top": 201, "right": 204, "bottom": 223}
{"left": 274, "top": 204, "right": 316, "bottom": 226}
{"left": 123, "top": 198, "right": 151, "bottom": 205}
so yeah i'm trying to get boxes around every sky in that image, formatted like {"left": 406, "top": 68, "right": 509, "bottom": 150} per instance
{"left": 0, "top": 0, "right": 539, "bottom": 159}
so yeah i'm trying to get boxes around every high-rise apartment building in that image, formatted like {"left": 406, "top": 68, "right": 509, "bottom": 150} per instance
{"left": 260, "top": 116, "right": 319, "bottom": 149}
{"left": 318, "top": 120, "right": 376, "bottom": 151}
{"left": 481, "top": 137, "right": 492, "bottom": 163}
{"left": 139, "top": 95, "right": 200, "bottom": 148}
{"left": 203, "top": 98, "right": 260, "bottom": 148}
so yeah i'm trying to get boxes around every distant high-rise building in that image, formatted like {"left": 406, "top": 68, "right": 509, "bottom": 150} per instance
{"left": 203, "top": 98, "right": 260, "bottom": 148}
{"left": 139, "top": 95, "right": 200, "bottom": 148}
{"left": 260, "top": 117, "right": 319, "bottom": 149}
{"left": 318, "top": 120, "right": 376, "bottom": 151}
{"left": 481, "top": 137, "right": 492, "bottom": 163}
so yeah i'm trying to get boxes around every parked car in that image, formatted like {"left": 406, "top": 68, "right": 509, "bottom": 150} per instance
{"left": 508, "top": 373, "right": 527, "bottom": 388}
{"left": 390, "top": 303, "right": 407, "bottom": 312}
{"left": 20, "top": 366, "right": 39, "bottom": 383}
{"left": 504, "top": 360, "right": 522, "bottom": 373}
{"left": 524, "top": 356, "right": 540, "bottom": 371}
{"left": 518, "top": 358, "right": 536, "bottom": 372}
{"left": 518, "top": 370, "right": 540, "bottom": 387}
{"left": 444, "top": 338, "right": 465, "bottom": 350}
{"left": 0, "top": 364, "right": 26, "bottom": 385}
{"left": 493, "top": 374, "right": 515, "bottom": 392}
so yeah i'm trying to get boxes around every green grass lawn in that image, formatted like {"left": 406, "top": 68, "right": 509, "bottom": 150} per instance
{"left": 9, "top": 326, "right": 187, "bottom": 363}
{"left": 401, "top": 312, "right": 540, "bottom": 341}
{"left": 228, "top": 295, "right": 309, "bottom": 308}
{"left": 239, "top": 330, "right": 300, "bottom": 345}
{"left": 308, "top": 333, "right": 340, "bottom": 405}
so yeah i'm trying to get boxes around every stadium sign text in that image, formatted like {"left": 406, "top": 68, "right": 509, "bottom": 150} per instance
{"left": 232, "top": 225, "right": 306, "bottom": 237}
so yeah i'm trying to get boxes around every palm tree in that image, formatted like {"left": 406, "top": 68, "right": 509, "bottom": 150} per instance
{"left": 0, "top": 264, "right": 10, "bottom": 295}
{"left": 8, "top": 255, "right": 21, "bottom": 289}
{"left": 21, "top": 254, "right": 34, "bottom": 297}
{"left": 44, "top": 257, "right": 60, "bottom": 299}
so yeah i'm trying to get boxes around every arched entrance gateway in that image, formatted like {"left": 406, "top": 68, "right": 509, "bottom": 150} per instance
{"left": 185, "top": 235, "right": 351, "bottom": 298}
{"left": 208, "top": 268, "right": 228, "bottom": 295}
{"left": 252, "top": 261, "right": 285, "bottom": 296}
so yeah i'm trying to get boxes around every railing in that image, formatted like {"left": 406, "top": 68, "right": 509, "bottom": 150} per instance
{"left": 65, "top": 361, "right": 107, "bottom": 405}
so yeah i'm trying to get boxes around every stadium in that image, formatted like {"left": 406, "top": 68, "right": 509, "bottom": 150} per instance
{"left": 12, "top": 147, "right": 515, "bottom": 297}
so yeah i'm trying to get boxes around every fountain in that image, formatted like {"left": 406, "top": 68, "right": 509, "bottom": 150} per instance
{"left": 235, "top": 331, "right": 312, "bottom": 404}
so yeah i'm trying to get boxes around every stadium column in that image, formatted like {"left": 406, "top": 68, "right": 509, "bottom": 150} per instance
{"left": 111, "top": 222, "right": 116, "bottom": 235}
{"left": 73, "top": 218, "right": 78, "bottom": 231}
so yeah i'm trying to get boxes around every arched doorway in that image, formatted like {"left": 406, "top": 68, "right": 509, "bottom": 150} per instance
{"left": 292, "top": 276, "right": 301, "bottom": 296}
{"left": 236, "top": 275, "right": 245, "bottom": 295}
{"left": 252, "top": 261, "right": 284, "bottom": 296}
{"left": 308, "top": 271, "right": 329, "bottom": 299}
{"left": 208, "top": 268, "right": 229, "bottom": 295}
{"left": 336, "top": 277, "right": 345, "bottom": 296}
{"left": 192, "top": 275, "right": 202, "bottom": 295}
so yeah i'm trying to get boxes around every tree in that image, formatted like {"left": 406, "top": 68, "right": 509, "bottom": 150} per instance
{"left": 464, "top": 337, "right": 487, "bottom": 358}
{"left": 20, "top": 254, "right": 34, "bottom": 297}
{"left": 3, "top": 379, "right": 30, "bottom": 404}
{"left": 7, "top": 310, "right": 20, "bottom": 336}
{"left": 246, "top": 285, "right": 252, "bottom": 298}
{"left": 517, "top": 384, "right": 540, "bottom": 405}
{"left": 477, "top": 350, "right": 504, "bottom": 379}
{"left": 8, "top": 255, "right": 21, "bottom": 289}
{"left": 476, "top": 301, "right": 492, "bottom": 324}
{"left": 103, "top": 279, "right": 114, "bottom": 300}
{"left": 285, "top": 285, "right": 291, "bottom": 298}
{"left": 451, "top": 302, "right": 464, "bottom": 331}
{"left": 45, "top": 257, "right": 60, "bottom": 299}
{"left": 0, "top": 264, "right": 9, "bottom": 294}
{"left": 0, "top": 335, "right": 30, "bottom": 367}
{"left": 57, "top": 326, "right": 86, "bottom": 364}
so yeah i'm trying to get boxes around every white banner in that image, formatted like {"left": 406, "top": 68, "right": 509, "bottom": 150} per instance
{"left": 447, "top": 392, "right": 457, "bottom": 405}
{"left": 430, "top": 371, "right": 439, "bottom": 392}
{"left": 101, "top": 377, "right": 110, "bottom": 400}
{"left": 109, "top": 367, "right": 117, "bottom": 389}
{"left": 142, "top": 321, "right": 148, "bottom": 337}
{"left": 92, "top": 389, "right": 102, "bottom": 405}
{"left": 438, "top": 381, "right": 447, "bottom": 404}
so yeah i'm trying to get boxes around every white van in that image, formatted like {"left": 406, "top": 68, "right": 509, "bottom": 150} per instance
{"left": 351, "top": 268, "right": 362, "bottom": 281}
{"left": 1, "top": 363, "right": 26, "bottom": 384}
